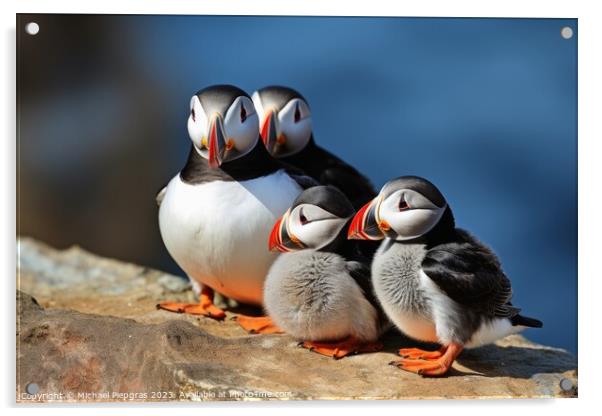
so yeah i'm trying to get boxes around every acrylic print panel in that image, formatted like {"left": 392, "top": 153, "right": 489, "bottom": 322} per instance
{"left": 16, "top": 14, "right": 577, "bottom": 402}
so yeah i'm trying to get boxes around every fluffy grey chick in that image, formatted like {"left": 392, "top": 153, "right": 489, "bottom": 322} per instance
{"left": 264, "top": 185, "right": 386, "bottom": 359}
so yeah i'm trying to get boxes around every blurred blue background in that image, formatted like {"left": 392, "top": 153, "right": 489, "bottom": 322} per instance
{"left": 17, "top": 15, "right": 577, "bottom": 352}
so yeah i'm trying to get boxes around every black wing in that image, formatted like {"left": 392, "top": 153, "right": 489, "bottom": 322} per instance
{"left": 280, "top": 161, "right": 320, "bottom": 190}
{"left": 287, "top": 172, "right": 320, "bottom": 190}
{"left": 345, "top": 260, "right": 374, "bottom": 303}
{"left": 421, "top": 229, "right": 519, "bottom": 319}
{"left": 346, "top": 260, "right": 389, "bottom": 326}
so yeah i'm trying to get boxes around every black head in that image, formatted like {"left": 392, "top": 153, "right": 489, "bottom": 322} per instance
{"left": 379, "top": 176, "right": 446, "bottom": 209}
{"left": 349, "top": 175, "right": 454, "bottom": 242}
{"left": 269, "top": 186, "right": 354, "bottom": 252}
{"left": 291, "top": 185, "right": 355, "bottom": 219}
{"left": 251, "top": 86, "right": 313, "bottom": 158}
{"left": 187, "top": 84, "right": 259, "bottom": 168}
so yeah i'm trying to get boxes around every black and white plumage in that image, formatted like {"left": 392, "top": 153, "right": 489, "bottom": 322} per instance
{"left": 348, "top": 176, "right": 542, "bottom": 375}
{"left": 251, "top": 86, "right": 377, "bottom": 210}
{"left": 262, "top": 186, "right": 387, "bottom": 358}
{"left": 157, "top": 85, "right": 311, "bottom": 315}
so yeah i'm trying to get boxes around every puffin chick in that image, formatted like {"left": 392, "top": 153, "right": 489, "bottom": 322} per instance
{"left": 243, "top": 186, "right": 386, "bottom": 359}
{"left": 348, "top": 176, "right": 543, "bottom": 376}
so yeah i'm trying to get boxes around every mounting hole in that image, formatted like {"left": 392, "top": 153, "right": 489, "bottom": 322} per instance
{"left": 560, "top": 378, "right": 573, "bottom": 391}
{"left": 25, "top": 22, "right": 40, "bottom": 36}
{"left": 560, "top": 26, "right": 573, "bottom": 40}
{"left": 25, "top": 382, "right": 39, "bottom": 395}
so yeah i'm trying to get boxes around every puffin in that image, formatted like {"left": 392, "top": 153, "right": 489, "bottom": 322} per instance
{"left": 348, "top": 176, "right": 542, "bottom": 376}
{"left": 239, "top": 185, "right": 387, "bottom": 359}
{"left": 156, "top": 84, "right": 312, "bottom": 319}
{"left": 251, "top": 86, "right": 377, "bottom": 210}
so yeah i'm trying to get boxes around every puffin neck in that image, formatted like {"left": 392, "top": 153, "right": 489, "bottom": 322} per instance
{"left": 423, "top": 206, "right": 456, "bottom": 247}
{"left": 317, "top": 217, "right": 357, "bottom": 259}
{"left": 180, "top": 138, "right": 283, "bottom": 184}
{"left": 280, "top": 134, "right": 317, "bottom": 165}
{"left": 219, "top": 139, "right": 282, "bottom": 177}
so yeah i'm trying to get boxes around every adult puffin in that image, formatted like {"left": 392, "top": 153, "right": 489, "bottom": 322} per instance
{"left": 251, "top": 86, "right": 376, "bottom": 210}
{"left": 156, "top": 84, "right": 312, "bottom": 318}
{"left": 348, "top": 176, "right": 542, "bottom": 376}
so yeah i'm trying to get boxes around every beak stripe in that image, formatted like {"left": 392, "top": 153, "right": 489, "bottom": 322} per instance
{"left": 348, "top": 200, "right": 372, "bottom": 239}
{"left": 348, "top": 198, "right": 386, "bottom": 241}
{"left": 208, "top": 120, "right": 218, "bottom": 168}
{"left": 268, "top": 215, "right": 285, "bottom": 252}
{"left": 269, "top": 210, "right": 307, "bottom": 252}
{"left": 261, "top": 111, "right": 278, "bottom": 153}
{"left": 208, "top": 116, "right": 226, "bottom": 169}
{"left": 260, "top": 112, "right": 272, "bottom": 145}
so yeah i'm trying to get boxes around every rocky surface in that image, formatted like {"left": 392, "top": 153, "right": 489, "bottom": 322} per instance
{"left": 16, "top": 237, "right": 577, "bottom": 402}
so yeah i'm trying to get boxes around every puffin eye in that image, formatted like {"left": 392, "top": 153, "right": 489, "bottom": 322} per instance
{"left": 240, "top": 104, "right": 247, "bottom": 123}
{"left": 294, "top": 102, "right": 301, "bottom": 123}
{"left": 299, "top": 209, "right": 309, "bottom": 225}
{"left": 399, "top": 197, "right": 410, "bottom": 211}
{"left": 191, "top": 108, "right": 196, "bottom": 122}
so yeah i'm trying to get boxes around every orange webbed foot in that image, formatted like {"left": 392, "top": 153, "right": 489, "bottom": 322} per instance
{"left": 156, "top": 301, "right": 226, "bottom": 320}
{"left": 156, "top": 286, "right": 226, "bottom": 320}
{"left": 389, "top": 357, "right": 451, "bottom": 376}
{"left": 235, "top": 315, "right": 284, "bottom": 334}
{"left": 397, "top": 347, "right": 445, "bottom": 360}
{"left": 389, "top": 343, "right": 463, "bottom": 377}
{"left": 302, "top": 336, "right": 383, "bottom": 359}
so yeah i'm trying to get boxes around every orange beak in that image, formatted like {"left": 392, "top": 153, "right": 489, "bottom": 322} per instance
{"left": 268, "top": 211, "right": 306, "bottom": 252}
{"left": 260, "top": 110, "right": 278, "bottom": 155}
{"left": 207, "top": 116, "right": 226, "bottom": 168}
{"left": 348, "top": 198, "right": 386, "bottom": 240}
{"left": 268, "top": 215, "right": 288, "bottom": 252}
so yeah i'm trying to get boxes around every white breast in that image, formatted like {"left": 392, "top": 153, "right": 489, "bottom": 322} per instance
{"left": 382, "top": 307, "right": 438, "bottom": 344}
{"left": 158, "top": 171, "right": 302, "bottom": 306}
{"left": 371, "top": 241, "right": 438, "bottom": 343}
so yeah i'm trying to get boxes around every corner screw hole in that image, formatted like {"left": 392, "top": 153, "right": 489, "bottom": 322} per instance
{"left": 25, "top": 22, "right": 40, "bottom": 36}
{"left": 25, "top": 382, "right": 39, "bottom": 395}
{"left": 560, "top": 378, "right": 573, "bottom": 391}
{"left": 560, "top": 26, "right": 573, "bottom": 40}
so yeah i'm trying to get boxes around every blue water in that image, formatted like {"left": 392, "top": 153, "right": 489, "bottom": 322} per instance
{"left": 26, "top": 15, "right": 578, "bottom": 352}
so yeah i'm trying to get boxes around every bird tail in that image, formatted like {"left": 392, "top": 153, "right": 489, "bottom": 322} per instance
{"left": 510, "top": 314, "right": 543, "bottom": 328}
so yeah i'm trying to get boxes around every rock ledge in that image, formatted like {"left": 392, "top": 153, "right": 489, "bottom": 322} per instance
{"left": 17, "top": 238, "right": 577, "bottom": 402}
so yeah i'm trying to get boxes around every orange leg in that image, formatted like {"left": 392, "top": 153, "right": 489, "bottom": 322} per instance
{"left": 389, "top": 342, "right": 463, "bottom": 377}
{"left": 235, "top": 315, "right": 284, "bottom": 334}
{"left": 302, "top": 336, "right": 383, "bottom": 359}
{"left": 156, "top": 286, "right": 226, "bottom": 320}
{"left": 397, "top": 346, "right": 446, "bottom": 360}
